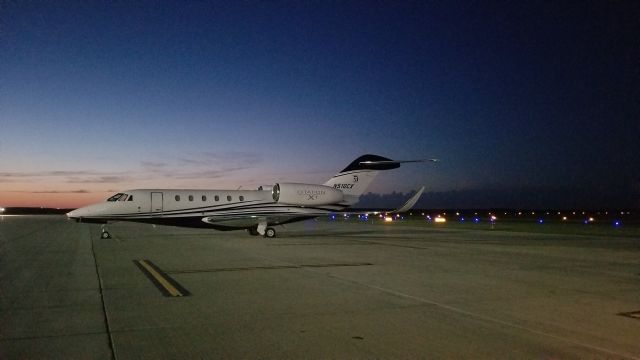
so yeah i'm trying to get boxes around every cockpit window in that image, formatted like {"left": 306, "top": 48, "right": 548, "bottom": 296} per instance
{"left": 119, "top": 195, "right": 128, "bottom": 201}
{"left": 128, "top": 195, "right": 133, "bottom": 201}
{"left": 107, "top": 193, "right": 125, "bottom": 202}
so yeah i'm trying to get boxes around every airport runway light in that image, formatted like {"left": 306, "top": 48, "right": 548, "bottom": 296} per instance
{"left": 538, "top": 219, "right": 544, "bottom": 224}
{"left": 588, "top": 217, "right": 595, "bottom": 223}
{"left": 490, "top": 215, "right": 497, "bottom": 222}
{"left": 562, "top": 216, "right": 567, "bottom": 221}
{"left": 384, "top": 216, "right": 393, "bottom": 222}
{"left": 614, "top": 220, "right": 621, "bottom": 227}
{"left": 434, "top": 217, "right": 446, "bottom": 223}
{"left": 473, "top": 217, "right": 480, "bottom": 223}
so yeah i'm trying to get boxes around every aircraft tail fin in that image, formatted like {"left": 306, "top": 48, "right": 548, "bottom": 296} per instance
{"left": 322, "top": 155, "right": 393, "bottom": 203}
{"left": 323, "top": 154, "right": 437, "bottom": 205}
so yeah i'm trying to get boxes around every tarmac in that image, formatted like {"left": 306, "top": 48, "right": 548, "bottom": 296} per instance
{"left": 1, "top": 215, "right": 639, "bottom": 359}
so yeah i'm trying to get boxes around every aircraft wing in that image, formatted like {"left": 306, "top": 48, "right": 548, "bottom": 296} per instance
{"left": 336, "top": 186, "right": 425, "bottom": 216}
{"left": 200, "top": 186, "right": 425, "bottom": 228}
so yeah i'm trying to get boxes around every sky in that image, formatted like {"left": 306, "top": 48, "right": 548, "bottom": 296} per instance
{"left": 1, "top": 1, "right": 639, "bottom": 209}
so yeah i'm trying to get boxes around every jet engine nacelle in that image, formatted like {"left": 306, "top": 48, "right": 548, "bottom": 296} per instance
{"left": 272, "top": 183, "right": 343, "bottom": 205}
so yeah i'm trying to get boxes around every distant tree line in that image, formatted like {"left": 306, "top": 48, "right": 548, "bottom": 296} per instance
{"left": 355, "top": 185, "right": 638, "bottom": 210}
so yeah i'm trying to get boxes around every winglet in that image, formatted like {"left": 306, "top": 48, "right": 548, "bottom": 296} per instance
{"left": 391, "top": 186, "right": 425, "bottom": 213}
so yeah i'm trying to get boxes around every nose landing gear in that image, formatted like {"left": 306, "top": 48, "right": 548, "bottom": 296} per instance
{"left": 100, "top": 225, "right": 111, "bottom": 239}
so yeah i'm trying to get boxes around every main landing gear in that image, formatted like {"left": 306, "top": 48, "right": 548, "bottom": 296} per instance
{"left": 264, "top": 227, "right": 276, "bottom": 238}
{"left": 248, "top": 222, "right": 277, "bottom": 238}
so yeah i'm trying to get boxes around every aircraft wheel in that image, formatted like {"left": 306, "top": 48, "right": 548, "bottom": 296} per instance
{"left": 264, "top": 227, "right": 276, "bottom": 238}
{"left": 101, "top": 231, "right": 111, "bottom": 239}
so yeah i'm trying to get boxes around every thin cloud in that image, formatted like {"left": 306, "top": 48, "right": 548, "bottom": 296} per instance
{"left": 0, "top": 170, "right": 128, "bottom": 184}
{"left": 5, "top": 190, "right": 91, "bottom": 194}
{"left": 66, "top": 176, "right": 131, "bottom": 184}
{"left": 168, "top": 167, "right": 251, "bottom": 180}
{"left": 140, "top": 161, "right": 168, "bottom": 168}
{"left": 202, "top": 151, "right": 262, "bottom": 165}
{"left": 175, "top": 151, "right": 263, "bottom": 166}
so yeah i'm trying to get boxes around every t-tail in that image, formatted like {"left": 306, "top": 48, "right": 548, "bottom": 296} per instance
{"left": 323, "top": 154, "right": 437, "bottom": 205}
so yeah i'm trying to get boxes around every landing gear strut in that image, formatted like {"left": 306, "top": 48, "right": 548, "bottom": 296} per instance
{"left": 255, "top": 219, "right": 277, "bottom": 238}
{"left": 100, "top": 225, "right": 111, "bottom": 239}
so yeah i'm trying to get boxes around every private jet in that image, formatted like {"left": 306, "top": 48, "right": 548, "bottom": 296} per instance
{"left": 67, "top": 154, "right": 435, "bottom": 238}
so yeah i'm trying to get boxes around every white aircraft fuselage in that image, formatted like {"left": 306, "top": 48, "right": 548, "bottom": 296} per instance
{"left": 67, "top": 154, "right": 433, "bottom": 238}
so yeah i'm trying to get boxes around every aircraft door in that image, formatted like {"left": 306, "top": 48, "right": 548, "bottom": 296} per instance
{"left": 151, "top": 192, "right": 163, "bottom": 214}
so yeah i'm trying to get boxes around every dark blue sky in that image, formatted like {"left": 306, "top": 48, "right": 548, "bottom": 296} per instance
{"left": 1, "top": 1, "right": 638, "bottom": 208}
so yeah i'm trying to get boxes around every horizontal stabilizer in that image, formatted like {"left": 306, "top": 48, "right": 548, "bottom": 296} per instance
{"left": 359, "top": 159, "right": 439, "bottom": 166}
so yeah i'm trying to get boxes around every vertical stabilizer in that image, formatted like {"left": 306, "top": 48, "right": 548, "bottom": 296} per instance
{"left": 323, "top": 154, "right": 400, "bottom": 204}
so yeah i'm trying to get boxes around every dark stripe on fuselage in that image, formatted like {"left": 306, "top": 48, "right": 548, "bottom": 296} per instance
{"left": 105, "top": 202, "right": 345, "bottom": 219}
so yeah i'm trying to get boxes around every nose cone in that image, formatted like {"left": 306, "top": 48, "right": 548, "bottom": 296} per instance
{"left": 67, "top": 208, "right": 84, "bottom": 221}
{"left": 65, "top": 203, "right": 110, "bottom": 223}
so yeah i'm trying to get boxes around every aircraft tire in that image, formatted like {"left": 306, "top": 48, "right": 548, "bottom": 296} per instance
{"left": 264, "top": 227, "right": 276, "bottom": 238}
{"left": 101, "top": 231, "right": 111, "bottom": 239}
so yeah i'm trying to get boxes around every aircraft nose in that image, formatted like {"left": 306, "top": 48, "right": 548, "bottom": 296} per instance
{"left": 66, "top": 209, "right": 79, "bottom": 220}
{"left": 67, "top": 207, "right": 88, "bottom": 220}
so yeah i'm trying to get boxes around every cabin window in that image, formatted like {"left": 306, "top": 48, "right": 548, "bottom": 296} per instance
{"left": 202, "top": 195, "right": 207, "bottom": 201}
{"left": 128, "top": 196, "right": 133, "bottom": 201}
{"left": 239, "top": 196, "right": 244, "bottom": 201}
{"left": 107, "top": 193, "right": 125, "bottom": 202}
{"left": 188, "top": 195, "right": 193, "bottom": 201}
{"left": 214, "top": 195, "right": 219, "bottom": 201}
{"left": 227, "top": 195, "right": 232, "bottom": 201}
{"left": 175, "top": 195, "right": 180, "bottom": 201}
